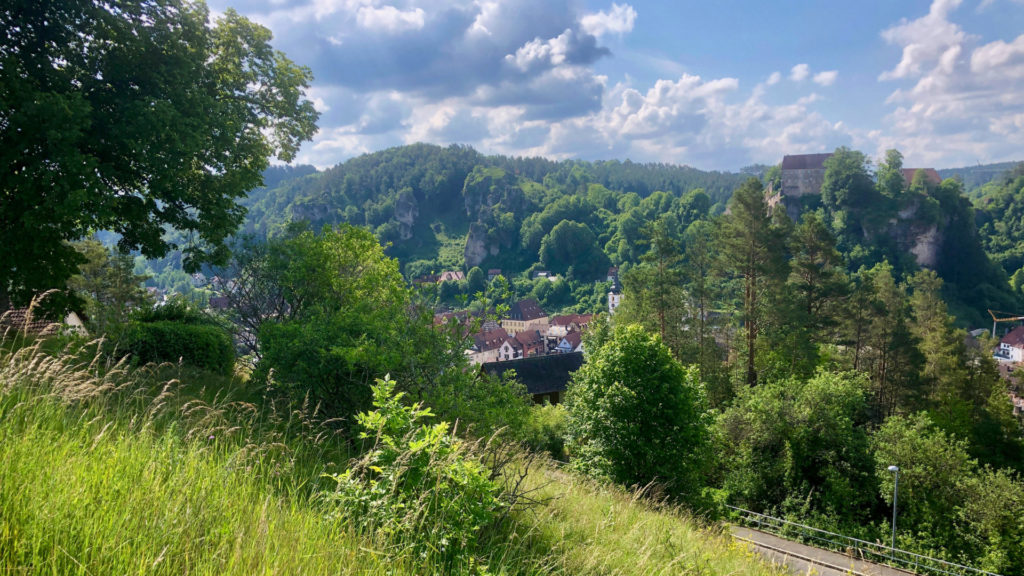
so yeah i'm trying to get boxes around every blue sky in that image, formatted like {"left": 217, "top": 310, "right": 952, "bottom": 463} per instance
{"left": 208, "top": 0, "right": 1024, "bottom": 171}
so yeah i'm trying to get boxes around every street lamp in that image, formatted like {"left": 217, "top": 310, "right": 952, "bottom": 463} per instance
{"left": 887, "top": 465, "right": 900, "bottom": 552}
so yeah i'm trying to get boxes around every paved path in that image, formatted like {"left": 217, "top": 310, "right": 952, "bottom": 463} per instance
{"left": 730, "top": 526, "right": 916, "bottom": 576}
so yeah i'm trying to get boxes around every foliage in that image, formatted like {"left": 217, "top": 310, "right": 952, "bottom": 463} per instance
{"left": 119, "top": 320, "right": 234, "bottom": 376}
{"left": 67, "top": 238, "right": 152, "bottom": 334}
{"left": 0, "top": 338, "right": 791, "bottom": 576}
{"left": 326, "top": 377, "right": 502, "bottom": 570}
{"left": 521, "top": 403, "right": 569, "bottom": 460}
{"left": 716, "top": 371, "right": 876, "bottom": 523}
{"left": 566, "top": 323, "right": 711, "bottom": 504}
{"left": 0, "top": 0, "right": 318, "bottom": 306}
{"left": 252, "top": 225, "right": 414, "bottom": 419}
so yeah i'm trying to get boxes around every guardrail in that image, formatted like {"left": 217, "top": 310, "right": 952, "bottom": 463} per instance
{"left": 725, "top": 505, "right": 1003, "bottom": 576}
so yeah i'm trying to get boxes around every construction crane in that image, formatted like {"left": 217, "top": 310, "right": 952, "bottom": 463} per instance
{"left": 988, "top": 309, "right": 1024, "bottom": 338}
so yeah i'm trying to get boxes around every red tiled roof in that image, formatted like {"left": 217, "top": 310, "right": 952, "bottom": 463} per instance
{"left": 560, "top": 331, "right": 582, "bottom": 350}
{"left": 515, "top": 329, "right": 544, "bottom": 347}
{"left": 1001, "top": 325, "right": 1024, "bottom": 348}
{"left": 474, "top": 327, "right": 509, "bottom": 352}
{"left": 551, "top": 313, "right": 593, "bottom": 327}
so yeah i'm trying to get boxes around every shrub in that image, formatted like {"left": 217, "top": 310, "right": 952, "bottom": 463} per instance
{"left": 565, "top": 323, "right": 711, "bottom": 504}
{"left": 522, "top": 403, "right": 568, "bottom": 460}
{"left": 326, "top": 377, "right": 502, "bottom": 570}
{"left": 119, "top": 320, "right": 234, "bottom": 375}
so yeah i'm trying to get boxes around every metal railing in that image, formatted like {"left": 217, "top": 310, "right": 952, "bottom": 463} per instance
{"left": 726, "top": 505, "right": 1003, "bottom": 576}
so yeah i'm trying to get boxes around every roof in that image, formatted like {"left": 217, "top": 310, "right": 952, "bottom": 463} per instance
{"left": 560, "top": 331, "right": 583, "bottom": 350}
{"left": 509, "top": 298, "right": 547, "bottom": 321}
{"left": 473, "top": 326, "right": 509, "bottom": 352}
{"left": 514, "top": 329, "right": 544, "bottom": 347}
{"left": 902, "top": 168, "right": 942, "bottom": 187}
{"left": 551, "top": 313, "right": 593, "bottom": 327}
{"left": 1002, "top": 326, "right": 1024, "bottom": 348}
{"left": 1, "top": 308, "right": 63, "bottom": 336}
{"left": 481, "top": 352, "right": 584, "bottom": 395}
{"left": 781, "top": 153, "right": 833, "bottom": 171}
{"left": 438, "top": 270, "right": 465, "bottom": 282}
{"left": 487, "top": 268, "right": 502, "bottom": 274}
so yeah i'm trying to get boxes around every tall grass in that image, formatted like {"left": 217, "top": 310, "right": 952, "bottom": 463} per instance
{"left": 0, "top": 339, "right": 786, "bottom": 575}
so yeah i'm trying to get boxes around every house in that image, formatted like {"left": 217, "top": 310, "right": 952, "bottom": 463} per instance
{"left": 0, "top": 307, "right": 88, "bottom": 337}
{"left": 438, "top": 270, "right": 465, "bottom": 283}
{"left": 532, "top": 270, "right": 552, "bottom": 280}
{"left": 469, "top": 326, "right": 509, "bottom": 364}
{"left": 498, "top": 329, "right": 545, "bottom": 361}
{"left": 770, "top": 153, "right": 834, "bottom": 220}
{"left": 481, "top": 352, "right": 584, "bottom": 404}
{"left": 546, "top": 313, "right": 593, "bottom": 350}
{"left": 502, "top": 298, "right": 549, "bottom": 335}
{"left": 996, "top": 325, "right": 1024, "bottom": 362}
{"left": 487, "top": 268, "right": 503, "bottom": 281}
{"left": 556, "top": 331, "right": 583, "bottom": 354}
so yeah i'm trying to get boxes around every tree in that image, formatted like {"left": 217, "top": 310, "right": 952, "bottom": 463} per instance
{"left": 876, "top": 149, "right": 906, "bottom": 199}
{"left": 0, "top": 0, "right": 319, "bottom": 307}
{"left": 253, "top": 225, "right": 414, "bottom": 418}
{"left": 538, "top": 220, "right": 609, "bottom": 280}
{"left": 565, "top": 323, "right": 711, "bottom": 503}
{"left": 716, "top": 178, "right": 788, "bottom": 386}
{"left": 66, "top": 239, "right": 152, "bottom": 334}
{"left": 717, "top": 371, "right": 876, "bottom": 523}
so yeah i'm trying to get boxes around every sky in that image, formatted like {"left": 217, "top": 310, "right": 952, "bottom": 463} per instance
{"left": 207, "top": 0, "right": 1024, "bottom": 171}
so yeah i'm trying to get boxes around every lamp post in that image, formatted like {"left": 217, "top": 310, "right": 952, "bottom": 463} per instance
{"left": 887, "top": 465, "right": 900, "bottom": 552}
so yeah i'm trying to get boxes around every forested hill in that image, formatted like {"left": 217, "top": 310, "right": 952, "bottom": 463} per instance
{"left": 939, "top": 160, "right": 1021, "bottom": 196}
{"left": 240, "top": 143, "right": 748, "bottom": 275}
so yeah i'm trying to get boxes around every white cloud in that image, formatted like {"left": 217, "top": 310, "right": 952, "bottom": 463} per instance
{"left": 877, "top": 0, "right": 1024, "bottom": 165}
{"left": 356, "top": 5, "right": 426, "bottom": 33}
{"left": 813, "top": 70, "right": 838, "bottom": 86}
{"left": 766, "top": 71, "right": 782, "bottom": 85}
{"left": 790, "top": 63, "right": 810, "bottom": 81}
{"left": 878, "top": 0, "right": 967, "bottom": 80}
{"left": 580, "top": 3, "right": 637, "bottom": 38}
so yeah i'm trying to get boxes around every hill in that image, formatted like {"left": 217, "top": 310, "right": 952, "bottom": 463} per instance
{"left": 939, "top": 161, "right": 1021, "bottom": 196}
{"left": 0, "top": 339, "right": 785, "bottom": 576}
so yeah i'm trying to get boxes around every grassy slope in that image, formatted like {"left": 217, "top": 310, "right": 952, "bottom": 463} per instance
{"left": 0, "top": 342, "right": 783, "bottom": 576}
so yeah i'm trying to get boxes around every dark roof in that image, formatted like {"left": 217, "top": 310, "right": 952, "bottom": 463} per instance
{"left": 509, "top": 298, "right": 547, "bottom": 321}
{"left": 1002, "top": 325, "right": 1024, "bottom": 348}
{"left": 481, "top": 352, "right": 584, "bottom": 395}
{"left": 902, "top": 168, "right": 942, "bottom": 187}
{"left": 781, "top": 153, "right": 833, "bottom": 171}
{"left": 1, "top": 308, "right": 62, "bottom": 336}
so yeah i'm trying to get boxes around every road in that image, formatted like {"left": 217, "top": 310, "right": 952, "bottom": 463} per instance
{"left": 730, "top": 526, "right": 916, "bottom": 576}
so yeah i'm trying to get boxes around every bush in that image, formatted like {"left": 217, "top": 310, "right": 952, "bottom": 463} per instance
{"left": 566, "top": 323, "right": 711, "bottom": 504}
{"left": 522, "top": 403, "right": 568, "bottom": 460}
{"left": 119, "top": 320, "right": 234, "bottom": 375}
{"left": 326, "top": 378, "right": 502, "bottom": 570}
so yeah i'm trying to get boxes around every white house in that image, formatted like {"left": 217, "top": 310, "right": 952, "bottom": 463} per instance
{"left": 556, "top": 331, "right": 583, "bottom": 354}
{"left": 996, "top": 325, "right": 1024, "bottom": 362}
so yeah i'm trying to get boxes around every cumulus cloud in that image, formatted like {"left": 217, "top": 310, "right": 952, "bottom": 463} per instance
{"left": 878, "top": 0, "right": 1024, "bottom": 165}
{"left": 813, "top": 70, "right": 838, "bottom": 86}
{"left": 580, "top": 3, "right": 637, "bottom": 38}
{"left": 355, "top": 5, "right": 425, "bottom": 33}
{"left": 790, "top": 63, "right": 810, "bottom": 81}
{"left": 213, "top": 0, "right": 860, "bottom": 170}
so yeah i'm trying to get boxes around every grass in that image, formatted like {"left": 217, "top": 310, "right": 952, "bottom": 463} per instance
{"left": 0, "top": 338, "right": 787, "bottom": 576}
